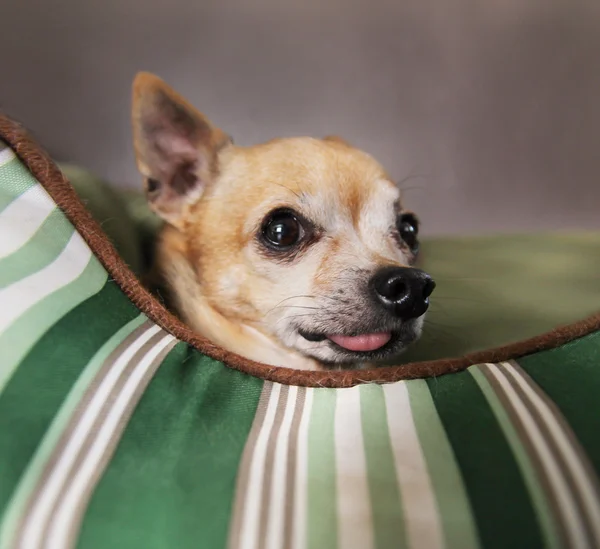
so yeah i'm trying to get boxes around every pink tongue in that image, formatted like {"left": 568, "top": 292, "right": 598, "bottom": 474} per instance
{"left": 327, "top": 332, "right": 392, "bottom": 352}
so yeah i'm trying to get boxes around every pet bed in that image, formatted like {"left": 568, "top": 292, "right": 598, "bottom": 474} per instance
{"left": 0, "top": 113, "right": 599, "bottom": 549}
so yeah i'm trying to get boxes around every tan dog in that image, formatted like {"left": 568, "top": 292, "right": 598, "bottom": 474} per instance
{"left": 131, "top": 72, "right": 435, "bottom": 370}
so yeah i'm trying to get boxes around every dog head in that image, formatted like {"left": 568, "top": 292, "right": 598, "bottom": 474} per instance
{"left": 132, "top": 72, "right": 434, "bottom": 369}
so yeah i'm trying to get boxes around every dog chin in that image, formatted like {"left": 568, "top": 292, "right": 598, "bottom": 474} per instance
{"left": 283, "top": 316, "right": 424, "bottom": 368}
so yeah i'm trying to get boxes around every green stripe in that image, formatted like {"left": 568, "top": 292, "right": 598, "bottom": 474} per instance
{"left": 0, "top": 158, "right": 37, "bottom": 212}
{"left": 407, "top": 379, "right": 480, "bottom": 549}
{"left": 0, "top": 208, "right": 70, "bottom": 289}
{"left": 360, "top": 384, "right": 406, "bottom": 549}
{"left": 519, "top": 332, "right": 600, "bottom": 475}
{"left": 0, "top": 314, "right": 147, "bottom": 547}
{"left": 307, "top": 389, "right": 337, "bottom": 549}
{"left": 426, "top": 370, "right": 546, "bottom": 549}
{"left": 468, "top": 366, "right": 560, "bottom": 549}
{"left": 0, "top": 255, "right": 108, "bottom": 394}
{"left": 76, "top": 350, "right": 263, "bottom": 549}
{"left": 0, "top": 280, "right": 140, "bottom": 519}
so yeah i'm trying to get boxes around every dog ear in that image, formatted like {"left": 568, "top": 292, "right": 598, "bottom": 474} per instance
{"left": 323, "top": 135, "right": 351, "bottom": 147}
{"left": 132, "top": 72, "right": 232, "bottom": 228}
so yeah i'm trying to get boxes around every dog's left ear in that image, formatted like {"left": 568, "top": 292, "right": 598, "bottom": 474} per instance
{"left": 131, "top": 72, "right": 232, "bottom": 228}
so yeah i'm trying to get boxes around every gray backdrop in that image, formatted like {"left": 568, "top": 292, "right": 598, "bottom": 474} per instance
{"left": 2, "top": 0, "right": 599, "bottom": 235}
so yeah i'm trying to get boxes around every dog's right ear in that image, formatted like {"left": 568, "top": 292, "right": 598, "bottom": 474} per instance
{"left": 132, "top": 72, "right": 232, "bottom": 228}
{"left": 323, "top": 135, "right": 351, "bottom": 147}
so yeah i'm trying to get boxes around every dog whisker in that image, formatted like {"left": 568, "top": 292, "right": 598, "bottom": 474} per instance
{"left": 265, "top": 295, "right": 320, "bottom": 315}
{"left": 421, "top": 324, "right": 458, "bottom": 340}
{"left": 433, "top": 295, "right": 492, "bottom": 305}
{"left": 283, "top": 313, "right": 319, "bottom": 320}
{"left": 270, "top": 181, "right": 303, "bottom": 200}
{"left": 433, "top": 276, "right": 493, "bottom": 281}
{"left": 421, "top": 321, "right": 465, "bottom": 343}
{"left": 271, "top": 305, "right": 322, "bottom": 311}
{"left": 396, "top": 171, "right": 433, "bottom": 190}
{"left": 397, "top": 186, "right": 428, "bottom": 194}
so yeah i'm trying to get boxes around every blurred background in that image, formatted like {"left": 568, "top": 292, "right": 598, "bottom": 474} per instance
{"left": 1, "top": 0, "right": 599, "bottom": 236}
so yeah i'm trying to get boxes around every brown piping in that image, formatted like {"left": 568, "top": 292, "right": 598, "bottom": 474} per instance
{"left": 1, "top": 112, "right": 598, "bottom": 388}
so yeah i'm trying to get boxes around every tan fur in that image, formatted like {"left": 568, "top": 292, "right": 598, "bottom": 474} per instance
{"left": 132, "top": 73, "right": 422, "bottom": 370}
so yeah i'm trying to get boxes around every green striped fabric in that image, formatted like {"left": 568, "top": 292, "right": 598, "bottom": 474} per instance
{"left": 0, "top": 139, "right": 599, "bottom": 549}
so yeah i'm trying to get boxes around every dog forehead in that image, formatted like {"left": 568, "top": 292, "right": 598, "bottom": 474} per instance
{"left": 306, "top": 176, "right": 400, "bottom": 236}
{"left": 240, "top": 138, "right": 399, "bottom": 224}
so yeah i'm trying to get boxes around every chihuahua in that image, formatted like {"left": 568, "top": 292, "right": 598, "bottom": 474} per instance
{"left": 131, "top": 72, "right": 435, "bottom": 370}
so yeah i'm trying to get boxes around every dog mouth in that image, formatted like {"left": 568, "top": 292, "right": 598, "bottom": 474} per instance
{"left": 298, "top": 329, "right": 403, "bottom": 355}
{"left": 327, "top": 332, "right": 392, "bottom": 352}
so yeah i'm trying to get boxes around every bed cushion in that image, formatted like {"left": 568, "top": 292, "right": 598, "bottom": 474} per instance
{"left": 0, "top": 116, "right": 599, "bottom": 549}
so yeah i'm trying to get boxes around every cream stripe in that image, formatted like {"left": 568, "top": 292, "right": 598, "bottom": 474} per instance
{"left": 0, "top": 184, "right": 56, "bottom": 259}
{"left": 239, "top": 383, "right": 282, "bottom": 549}
{"left": 45, "top": 334, "right": 176, "bottom": 548}
{"left": 228, "top": 384, "right": 273, "bottom": 549}
{"left": 0, "top": 231, "right": 91, "bottom": 335}
{"left": 486, "top": 364, "right": 589, "bottom": 549}
{"left": 383, "top": 382, "right": 444, "bottom": 549}
{"left": 502, "top": 362, "right": 600, "bottom": 543}
{"left": 291, "top": 388, "right": 314, "bottom": 549}
{"left": 0, "top": 316, "right": 147, "bottom": 549}
{"left": 265, "top": 385, "right": 299, "bottom": 549}
{"left": 335, "top": 386, "right": 374, "bottom": 549}
{"left": 19, "top": 324, "right": 163, "bottom": 549}
{"left": 0, "top": 147, "right": 15, "bottom": 167}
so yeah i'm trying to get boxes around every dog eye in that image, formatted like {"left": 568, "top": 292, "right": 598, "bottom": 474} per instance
{"left": 397, "top": 213, "right": 419, "bottom": 253}
{"left": 261, "top": 209, "right": 305, "bottom": 249}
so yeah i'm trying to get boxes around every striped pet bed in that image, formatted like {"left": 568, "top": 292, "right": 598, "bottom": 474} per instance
{"left": 0, "top": 114, "right": 599, "bottom": 549}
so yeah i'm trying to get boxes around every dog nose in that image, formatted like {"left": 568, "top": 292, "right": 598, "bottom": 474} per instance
{"left": 370, "top": 267, "right": 435, "bottom": 320}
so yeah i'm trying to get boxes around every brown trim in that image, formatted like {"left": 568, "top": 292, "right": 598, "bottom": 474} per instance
{"left": 1, "top": 112, "right": 599, "bottom": 388}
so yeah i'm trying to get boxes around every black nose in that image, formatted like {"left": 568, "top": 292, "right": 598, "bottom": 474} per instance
{"left": 370, "top": 267, "right": 435, "bottom": 320}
